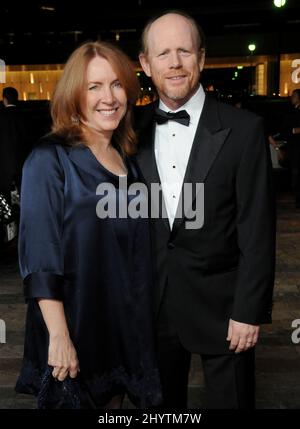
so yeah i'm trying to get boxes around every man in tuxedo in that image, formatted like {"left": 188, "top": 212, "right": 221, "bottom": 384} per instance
{"left": 135, "top": 11, "right": 275, "bottom": 409}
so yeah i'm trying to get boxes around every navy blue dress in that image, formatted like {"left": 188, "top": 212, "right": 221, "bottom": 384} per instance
{"left": 15, "top": 134, "right": 162, "bottom": 408}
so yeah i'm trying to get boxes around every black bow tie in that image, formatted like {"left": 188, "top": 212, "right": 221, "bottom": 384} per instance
{"left": 154, "top": 108, "right": 190, "bottom": 126}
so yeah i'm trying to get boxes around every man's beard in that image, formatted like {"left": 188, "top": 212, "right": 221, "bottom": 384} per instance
{"left": 164, "top": 86, "right": 191, "bottom": 101}
{"left": 163, "top": 82, "right": 199, "bottom": 102}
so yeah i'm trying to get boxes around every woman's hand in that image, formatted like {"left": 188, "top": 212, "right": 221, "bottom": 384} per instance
{"left": 48, "top": 332, "right": 80, "bottom": 381}
{"left": 37, "top": 299, "right": 80, "bottom": 381}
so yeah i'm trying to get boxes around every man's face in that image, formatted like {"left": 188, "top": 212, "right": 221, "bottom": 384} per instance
{"left": 139, "top": 14, "right": 205, "bottom": 110}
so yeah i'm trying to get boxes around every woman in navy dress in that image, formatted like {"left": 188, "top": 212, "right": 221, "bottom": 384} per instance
{"left": 15, "top": 41, "right": 162, "bottom": 409}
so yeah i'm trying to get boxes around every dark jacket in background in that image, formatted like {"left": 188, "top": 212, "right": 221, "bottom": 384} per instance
{"left": 0, "top": 105, "right": 28, "bottom": 194}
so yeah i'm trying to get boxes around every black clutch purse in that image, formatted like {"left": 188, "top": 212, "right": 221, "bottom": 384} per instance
{"left": 37, "top": 366, "right": 81, "bottom": 409}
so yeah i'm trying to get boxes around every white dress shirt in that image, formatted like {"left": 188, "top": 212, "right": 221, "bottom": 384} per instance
{"left": 154, "top": 84, "right": 206, "bottom": 228}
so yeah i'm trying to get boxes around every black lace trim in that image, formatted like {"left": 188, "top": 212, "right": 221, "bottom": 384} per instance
{"left": 15, "top": 359, "right": 162, "bottom": 409}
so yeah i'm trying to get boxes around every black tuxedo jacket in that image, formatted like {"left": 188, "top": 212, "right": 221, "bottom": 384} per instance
{"left": 135, "top": 94, "right": 276, "bottom": 354}
{"left": 0, "top": 106, "right": 27, "bottom": 193}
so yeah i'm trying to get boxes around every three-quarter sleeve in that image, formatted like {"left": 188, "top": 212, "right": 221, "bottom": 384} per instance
{"left": 18, "top": 143, "right": 65, "bottom": 301}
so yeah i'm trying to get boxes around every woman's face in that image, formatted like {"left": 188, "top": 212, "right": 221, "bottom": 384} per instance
{"left": 82, "top": 56, "right": 127, "bottom": 135}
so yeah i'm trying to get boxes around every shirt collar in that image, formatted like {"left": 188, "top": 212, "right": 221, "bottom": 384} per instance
{"left": 159, "top": 84, "right": 205, "bottom": 126}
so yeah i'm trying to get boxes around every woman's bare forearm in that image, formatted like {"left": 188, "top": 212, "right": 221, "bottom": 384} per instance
{"left": 38, "top": 299, "right": 69, "bottom": 338}
{"left": 37, "top": 299, "right": 79, "bottom": 380}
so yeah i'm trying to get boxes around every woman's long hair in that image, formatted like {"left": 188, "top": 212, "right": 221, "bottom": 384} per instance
{"left": 51, "top": 41, "right": 140, "bottom": 156}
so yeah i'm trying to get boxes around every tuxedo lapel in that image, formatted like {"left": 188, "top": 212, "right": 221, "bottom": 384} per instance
{"left": 136, "top": 122, "right": 159, "bottom": 187}
{"left": 136, "top": 96, "right": 231, "bottom": 236}
{"left": 136, "top": 107, "right": 170, "bottom": 233}
{"left": 171, "top": 96, "right": 231, "bottom": 236}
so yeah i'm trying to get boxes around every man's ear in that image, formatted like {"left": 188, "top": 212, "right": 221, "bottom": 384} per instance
{"left": 139, "top": 53, "right": 151, "bottom": 77}
{"left": 198, "top": 49, "right": 206, "bottom": 73}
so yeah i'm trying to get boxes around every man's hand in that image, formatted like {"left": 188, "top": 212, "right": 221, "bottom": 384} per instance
{"left": 227, "top": 319, "right": 260, "bottom": 353}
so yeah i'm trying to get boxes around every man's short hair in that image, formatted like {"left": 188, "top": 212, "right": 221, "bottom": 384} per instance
{"left": 3, "top": 86, "right": 19, "bottom": 104}
{"left": 140, "top": 9, "right": 206, "bottom": 55}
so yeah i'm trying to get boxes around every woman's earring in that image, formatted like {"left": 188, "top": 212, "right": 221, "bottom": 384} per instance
{"left": 71, "top": 115, "right": 80, "bottom": 124}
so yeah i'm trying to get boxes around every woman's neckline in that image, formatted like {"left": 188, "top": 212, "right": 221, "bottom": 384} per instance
{"left": 85, "top": 145, "right": 128, "bottom": 179}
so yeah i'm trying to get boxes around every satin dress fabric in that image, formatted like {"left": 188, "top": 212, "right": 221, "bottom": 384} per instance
{"left": 15, "top": 135, "right": 162, "bottom": 408}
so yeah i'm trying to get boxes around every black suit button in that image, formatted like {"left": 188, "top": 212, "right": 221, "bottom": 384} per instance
{"left": 167, "top": 242, "right": 175, "bottom": 249}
